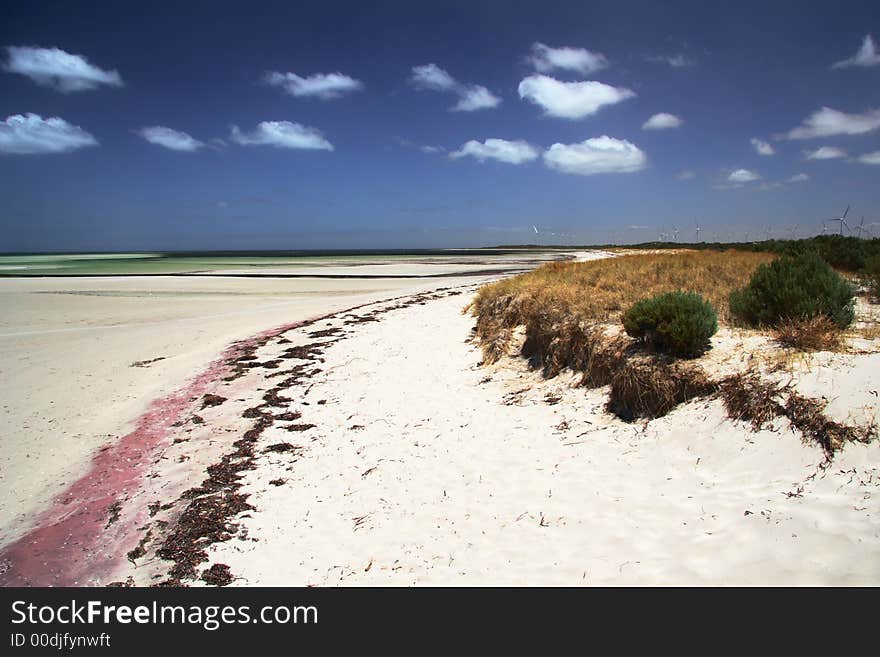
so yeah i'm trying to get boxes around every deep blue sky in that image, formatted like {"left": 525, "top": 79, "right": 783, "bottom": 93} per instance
{"left": 1, "top": 0, "right": 878, "bottom": 250}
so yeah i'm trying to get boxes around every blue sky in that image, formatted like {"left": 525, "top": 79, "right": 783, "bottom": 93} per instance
{"left": 1, "top": 0, "right": 879, "bottom": 251}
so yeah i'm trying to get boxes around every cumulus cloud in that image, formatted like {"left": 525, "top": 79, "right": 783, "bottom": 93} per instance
{"left": 787, "top": 173, "right": 810, "bottom": 183}
{"left": 518, "top": 74, "right": 634, "bottom": 119}
{"left": 543, "top": 135, "right": 646, "bottom": 175}
{"left": 0, "top": 113, "right": 98, "bottom": 154}
{"left": 750, "top": 138, "right": 775, "bottom": 155}
{"left": 783, "top": 106, "right": 880, "bottom": 139}
{"left": 264, "top": 71, "right": 363, "bottom": 99}
{"left": 452, "top": 86, "right": 501, "bottom": 112}
{"left": 410, "top": 64, "right": 500, "bottom": 111}
{"left": 4, "top": 46, "right": 122, "bottom": 92}
{"left": 805, "top": 146, "right": 847, "bottom": 160}
{"left": 832, "top": 35, "right": 880, "bottom": 69}
{"left": 450, "top": 138, "right": 540, "bottom": 164}
{"left": 410, "top": 63, "right": 457, "bottom": 91}
{"left": 856, "top": 150, "right": 880, "bottom": 165}
{"left": 137, "top": 126, "right": 204, "bottom": 152}
{"left": 527, "top": 42, "right": 608, "bottom": 74}
{"left": 642, "top": 112, "right": 682, "bottom": 130}
{"left": 675, "top": 169, "right": 695, "bottom": 181}
{"left": 230, "top": 121, "right": 333, "bottom": 150}
{"left": 728, "top": 169, "right": 760, "bottom": 183}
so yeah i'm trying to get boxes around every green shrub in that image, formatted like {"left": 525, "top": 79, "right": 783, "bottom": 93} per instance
{"left": 729, "top": 252, "right": 855, "bottom": 328}
{"left": 622, "top": 291, "right": 718, "bottom": 357}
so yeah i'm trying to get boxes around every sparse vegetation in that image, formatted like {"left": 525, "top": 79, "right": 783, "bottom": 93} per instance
{"left": 622, "top": 291, "right": 717, "bottom": 357}
{"left": 773, "top": 315, "right": 842, "bottom": 352}
{"left": 729, "top": 252, "right": 856, "bottom": 329}
{"left": 471, "top": 250, "right": 774, "bottom": 368}
{"left": 471, "top": 247, "right": 878, "bottom": 428}
{"left": 866, "top": 255, "right": 880, "bottom": 301}
{"left": 607, "top": 359, "right": 714, "bottom": 421}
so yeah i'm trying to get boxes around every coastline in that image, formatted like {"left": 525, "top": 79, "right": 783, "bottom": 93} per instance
{"left": 2, "top": 249, "right": 877, "bottom": 586}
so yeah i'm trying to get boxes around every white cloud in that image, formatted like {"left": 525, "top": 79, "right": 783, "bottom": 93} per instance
{"left": 787, "top": 173, "right": 810, "bottom": 183}
{"left": 4, "top": 46, "right": 122, "bottom": 92}
{"left": 527, "top": 42, "right": 608, "bottom": 74}
{"left": 230, "top": 121, "right": 333, "bottom": 150}
{"left": 543, "top": 135, "right": 646, "bottom": 175}
{"left": 728, "top": 169, "right": 760, "bottom": 183}
{"left": 453, "top": 85, "right": 501, "bottom": 111}
{"left": 410, "top": 63, "right": 458, "bottom": 91}
{"left": 750, "top": 138, "right": 775, "bottom": 155}
{"left": 410, "top": 64, "right": 501, "bottom": 112}
{"left": 805, "top": 146, "right": 847, "bottom": 160}
{"left": 856, "top": 150, "right": 880, "bottom": 165}
{"left": 264, "top": 71, "right": 363, "bottom": 99}
{"left": 832, "top": 35, "right": 880, "bottom": 69}
{"left": 450, "top": 138, "right": 539, "bottom": 164}
{"left": 420, "top": 145, "right": 443, "bottom": 154}
{"left": 518, "top": 74, "right": 634, "bottom": 119}
{"left": 642, "top": 112, "right": 682, "bottom": 130}
{"left": 783, "top": 106, "right": 880, "bottom": 139}
{"left": 138, "top": 126, "right": 204, "bottom": 152}
{"left": 0, "top": 113, "right": 97, "bottom": 154}
{"left": 675, "top": 169, "right": 695, "bottom": 181}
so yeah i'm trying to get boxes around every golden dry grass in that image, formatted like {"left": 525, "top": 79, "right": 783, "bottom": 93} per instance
{"left": 773, "top": 315, "right": 843, "bottom": 352}
{"left": 470, "top": 250, "right": 775, "bottom": 365}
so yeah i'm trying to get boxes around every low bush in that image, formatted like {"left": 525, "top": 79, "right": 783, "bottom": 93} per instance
{"left": 729, "top": 252, "right": 855, "bottom": 328}
{"left": 622, "top": 291, "right": 718, "bottom": 357}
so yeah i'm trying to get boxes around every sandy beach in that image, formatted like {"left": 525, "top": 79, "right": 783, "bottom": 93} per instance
{"left": 1, "top": 249, "right": 878, "bottom": 586}
{"left": 0, "top": 254, "right": 551, "bottom": 554}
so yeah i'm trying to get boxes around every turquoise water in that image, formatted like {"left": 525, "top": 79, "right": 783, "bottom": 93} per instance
{"left": 0, "top": 249, "right": 541, "bottom": 276}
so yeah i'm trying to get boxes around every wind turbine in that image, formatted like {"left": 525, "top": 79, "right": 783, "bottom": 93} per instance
{"left": 855, "top": 217, "right": 866, "bottom": 238}
{"left": 828, "top": 205, "right": 851, "bottom": 236}
{"left": 671, "top": 225, "right": 680, "bottom": 242}
{"left": 695, "top": 221, "right": 703, "bottom": 243}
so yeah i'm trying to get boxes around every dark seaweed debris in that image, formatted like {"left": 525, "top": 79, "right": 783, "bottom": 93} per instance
{"left": 201, "top": 394, "right": 227, "bottom": 409}
{"left": 201, "top": 563, "right": 234, "bottom": 586}
{"left": 143, "top": 284, "right": 471, "bottom": 585}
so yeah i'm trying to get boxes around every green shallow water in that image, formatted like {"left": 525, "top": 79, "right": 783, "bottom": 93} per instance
{"left": 0, "top": 249, "right": 547, "bottom": 276}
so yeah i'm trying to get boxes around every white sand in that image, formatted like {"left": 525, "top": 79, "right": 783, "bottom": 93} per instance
{"left": 0, "top": 273, "right": 503, "bottom": 547}
{"left": 6, "top": 250, "right": 879, "bottom": 585}
{"left": 119, "top": 287, "right": 878, "bottom": 586}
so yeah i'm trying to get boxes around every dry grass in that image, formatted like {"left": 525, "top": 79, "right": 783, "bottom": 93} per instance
{"left": 718, "top": 369, "right": 875, "bottom": 455}
{"left": 718, "top": 372, "right": 785, "bottom": 430}
{"left": 773, "top": 315, "right": 843, "bottom": 352}
{"left": 607, "top": 359, "right": 714, "bottom": 421}
{"left": 471, "top": 250, "right": 775, "bottom": 367}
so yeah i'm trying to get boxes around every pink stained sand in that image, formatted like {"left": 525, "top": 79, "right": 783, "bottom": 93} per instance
{"left": 0, "top": 320, "right": 309, "bottom": 587}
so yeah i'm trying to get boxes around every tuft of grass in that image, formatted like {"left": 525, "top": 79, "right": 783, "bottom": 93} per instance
{"left": 783, "top": 393, "right": 871, "bottom": 454}
{"left": 606, "top": 359, "right": 714, "bottom": 421}
{"left": 718, "top": 372, "right": 785, "bottom": 430}
{"left": 773, "top": 315, "right": 843, "bottom": 352}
